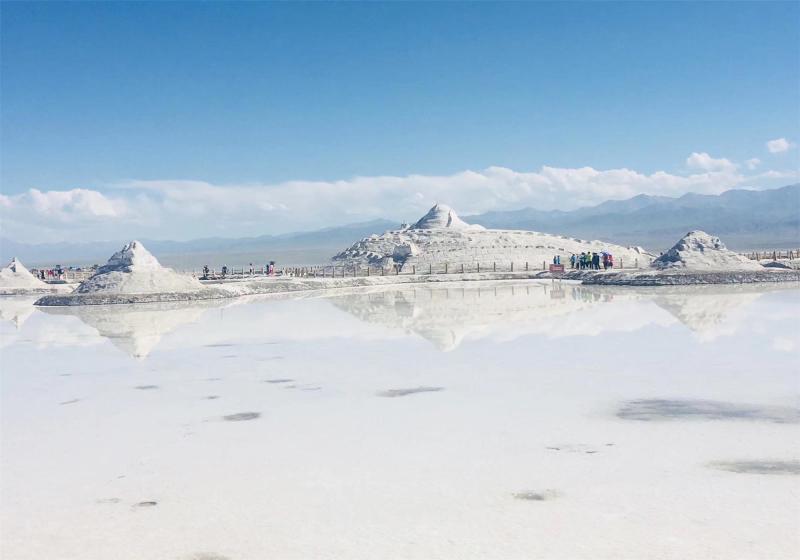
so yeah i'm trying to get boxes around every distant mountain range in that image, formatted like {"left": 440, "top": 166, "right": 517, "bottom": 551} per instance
{"left": 2, "top": 184, "right": 797, "bottom": 267}
{"left": 466, "top": 183, "right": 800, "bottom": 251}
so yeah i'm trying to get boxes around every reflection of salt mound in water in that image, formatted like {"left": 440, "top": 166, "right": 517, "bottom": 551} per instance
{"left": 0, "top": 296, "right": 38, "bottom": 328}
{"left": 0, "top": 258, "right": 47, "bottom": 289}
{"left": 645, "top": 284, "right": 791, "bottom": 341}
{"left": 40, "top": 299, "right": 226, "bottom": 358}
{"left": 76, "top": 240, "right": 203, "bottom": 294}
{"left": 328, "top": 282, "right": 622, "bottom": 351}
{"left": 652, "top": 231, "right": 763, "bottom": 271}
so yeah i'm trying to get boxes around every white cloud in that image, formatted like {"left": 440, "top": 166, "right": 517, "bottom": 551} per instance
{"left": 686, "top": 152, "right": 737, "bottom": 172}
{"left": 744, "top": 158, "right": 761, "bottom": 170}
{"left": 766, "top": 137, "right": 793, "bottom": 153}
{"left": 0, "top": 154, "right": 792, "bottom": 243}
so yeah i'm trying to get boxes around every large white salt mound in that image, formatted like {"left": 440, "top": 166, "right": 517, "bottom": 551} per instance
{"left": 411, "top": 204, "right": 484, "bottom": 231}
{"left": 0, "top": 258, "right": 47, "bottom": 288}
{"left": 76, "top": 241, "right": 204, "bottom": 294}
{"left": 652, "top": 231, "right": 763, "bottom": 271}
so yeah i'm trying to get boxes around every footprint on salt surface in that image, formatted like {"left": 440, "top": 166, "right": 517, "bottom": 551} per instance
{"left": 707, "top": 460, "right": 800, "bottom": 475}
{"left": 204, "top": 343, "right": 235, "bottom": 348}
{"left": 135, "top": 385, "right": 159, "bottom": 390}
{"left": 186, "top": 553, "right": 232, "bottom": 560}
{"left": 513, "top": 490, "right": 561, "bottom": 501}
{"left": 59, "top": 399, "right": 81, "bottom": 405}
{"left": 222, "top": 412, "right": 260, "bottom": 422}
{"left": 377, "top": 387, "right": 444, "bottom": 398}
{"left": 264, "top": 378, "right": 294, "bottom": 384}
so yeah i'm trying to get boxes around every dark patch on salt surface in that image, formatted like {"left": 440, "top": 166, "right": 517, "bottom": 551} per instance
{"left": 708, "top": 460, "right": 800, "bottom": 475}
{"left": 264, "top": 378, "right": 293, "bottom": 384}
{"left": 134, "top": 385, "right": 159, "bottom": 390}
{"left": 58, "top": 373, "right": 72, "bottom": 377}
{"left": 188, "top": 553, "right": 232, "bottom": 560}
{"left": 204, "top": 377, "right": 222, "bottom": 381}
{"left": 203, "top": 395, "right": 220, "bottom": 400}
{"left": 59, "top": 398, "right": 80, "bottom": 405}
{"left": 204, "top": 343, "right": 235, "bottom": 348}
{"left": 221, "top": 354, "right": 237, "bottom": 359}
{"left": 259, "top": 356, "right": 285, "bottom": 361}
{"left": 222, "top": 412, "right": 260, "bottom": 422}
{"left": 617, "top": 399, "right": 799, "bottom": 424}
{"left": 377, "top": 386, "right": 444, "bottom": 398}
{"left": 132, "top": 501, "right": 158, "bottom": 508}
{"left": 513, "top": 490, "right": 560, "bottom": 501}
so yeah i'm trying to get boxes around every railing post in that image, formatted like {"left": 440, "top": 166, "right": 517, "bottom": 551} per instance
{"left": 412, "top": 265, "right": 416, "bottom": 274}
{"left": 445, "top": 263, "right": 448, "bottom": 274}
{"left": 511, "top": 262, "right": 514, "bottom": 272}
{"left": 477, "top": 263, "right": 480, "bottom": 273}
{"left": 525, "top": 261, "right": 528, "bottom": 271}
{"left": 493, "top": 262, "right": 496, "bottom": 272}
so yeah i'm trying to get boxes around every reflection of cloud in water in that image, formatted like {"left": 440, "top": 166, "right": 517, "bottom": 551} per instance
{"left": 0, "top": 296, "right": 38, "bottom": 329}
{"left": 707, "top": 460, "right": 800, "bottom": 475}
{"left": 617, "top": 399, "right": 800, "bottom": 424}
{"left": 40, "top": 299, "right": 230, "bottom": 358}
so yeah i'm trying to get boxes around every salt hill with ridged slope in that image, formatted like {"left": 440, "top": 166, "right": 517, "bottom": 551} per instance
{"left": 333, "top": 204, "right": 653, "bottom": 269}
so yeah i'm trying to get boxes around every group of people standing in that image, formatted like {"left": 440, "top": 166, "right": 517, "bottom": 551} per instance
{"left": 570, "top": 252, "right": 614, "bottom": 270}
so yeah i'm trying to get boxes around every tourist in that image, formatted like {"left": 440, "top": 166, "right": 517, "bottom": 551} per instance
{"left": 570, "top": 254, "right": 576, "bottom": 269}
{"left": 202, "top": 265, "right": 209, "bottom": 279}
{"left": 222, "top": 265, "right": 228, "bottom": 277}
{"left": 249, "top": 263, "right": 254, "bottom": 275}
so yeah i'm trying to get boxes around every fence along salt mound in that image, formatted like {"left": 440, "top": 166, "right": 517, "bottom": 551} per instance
{"left": 76, "top": 240, "right": 204, "bottom": 294}
{"left": 652, "top": 231, "right": 763, "bottom": 271}
{"left": 0, "top": 258, "right": 47, "bottom": 288}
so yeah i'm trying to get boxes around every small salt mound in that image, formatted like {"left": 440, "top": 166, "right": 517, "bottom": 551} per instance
{"left": 652, "top": 231, "right": 763, "bottom": 271}
{"left": 412, "top": 204, "right": 484, "bottom": 231}
{"left": 0, "top": 258, "right": 47, "bottom": 288}
{"left": 76, "top": 240, "right": 204, "bottom": 294}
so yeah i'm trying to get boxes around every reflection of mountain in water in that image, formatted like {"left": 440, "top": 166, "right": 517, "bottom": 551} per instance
{"left": 40, "top": 300, "right": 229, "bottom": 358}
{"left": 0, "top": 296, "right": 38, "bottom": 329}
{"left": 328, "top": 282, "right": 620, "bottom": 351}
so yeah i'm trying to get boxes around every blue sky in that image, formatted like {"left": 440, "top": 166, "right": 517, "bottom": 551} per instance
{"left": 1, "top": 1, "right": 798, "bottom": 241}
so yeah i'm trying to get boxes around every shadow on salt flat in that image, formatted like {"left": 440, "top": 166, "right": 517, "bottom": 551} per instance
{"left": 135, "top": 385, "right": 159, "bottom": 390}
{"left": 708, "top": 460, "right": 800, "bottom": 475}
{"left": 377, "top": 386, "right": 444, "bottom": 398}
{"left": 264, "top": 378, "right": 293, "bottom": 384}
{"left": 513, "top": 489, "right": 561, "bottom": 501}
{"left": 617, "top": 399, "right": 799, "bottom": 424}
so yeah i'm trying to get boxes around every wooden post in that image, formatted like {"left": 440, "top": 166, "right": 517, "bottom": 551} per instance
{"left": 461, "top": 263, "right": 464, "bottom": 274}
{"left": 542, "top": 261, "right": 545, "bottom": 270}
{"left": 429, "top": 264, "right": 432, "bottom": 274}
{"left": 511, "top": 262, "right": 514, "bottom": 272}
{"left": 525, "top": 262, "right": 528, "bottom": 271}
{"left": 477, "top": 263, "right": 480, "bottom": 273}
{"left": 412, "top": 265, "right": 416, "bottom": 274}
{"left": 493, "top": 262, "right": 496, "bottom": 272}
{"left": 381, "top": 267, "right": 384, "bottom": 276}
{"left": 367, "top": 267, "right": 370, "bottom": 276}
{"left": 445, "top": 263, "right": 448, "bottom": 274}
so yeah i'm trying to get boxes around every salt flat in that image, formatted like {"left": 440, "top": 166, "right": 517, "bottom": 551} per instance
{"left": 1, "top": 281, "right": 798, "bottom": 560}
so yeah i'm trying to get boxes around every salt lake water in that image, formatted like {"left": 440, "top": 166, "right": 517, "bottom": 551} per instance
{"left": 1, "top": 281, "right": 798, "bottom": 559}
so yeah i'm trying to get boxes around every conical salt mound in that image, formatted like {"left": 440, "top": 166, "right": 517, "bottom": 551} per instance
{"left": 652, "top": 231, "right": 763, "bottom": 271}
{"left": 412, "top": 204, "right": 483, "bottom": 230}
{"left": 76, "top": 240, "right": 204, "bottom": 294}
{"left": 0, "top": 257, "right": 47, "bottom": 288}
